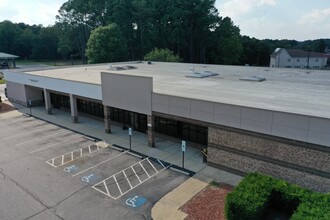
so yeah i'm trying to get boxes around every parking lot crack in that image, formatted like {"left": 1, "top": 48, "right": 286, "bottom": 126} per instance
{"left": 54, "top": 185, "right": 90, "bottom": 208}
{"left": 1, "top": 171, "right": 49, "bottom": 209}
{"left": 0, "top": 168, "right": 6, "bottom": 180}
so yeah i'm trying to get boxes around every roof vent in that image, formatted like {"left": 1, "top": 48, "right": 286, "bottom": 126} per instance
{"left": 109, "top": 65, "right": 137, "bottom": 71}
{"left": 186, "top": 71, "right": 219, "bottom": 78}
{"left": 239, "top": 76, "right": 266, "bottom": 82}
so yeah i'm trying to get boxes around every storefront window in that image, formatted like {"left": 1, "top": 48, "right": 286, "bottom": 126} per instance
{"left": 154, "top": 116, "right": 208, "bottom": 145}
{"left": 77, "top": 99, "right": 104, "bottom": 118}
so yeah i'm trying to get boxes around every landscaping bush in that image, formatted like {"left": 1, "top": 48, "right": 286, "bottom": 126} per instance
{"left": 225, "top": 172, "right": 330, "bottom": 220}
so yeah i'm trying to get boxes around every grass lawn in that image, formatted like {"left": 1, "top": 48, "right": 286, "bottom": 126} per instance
{"left": 0, "top": 79, "right": 5, "bottom": 84}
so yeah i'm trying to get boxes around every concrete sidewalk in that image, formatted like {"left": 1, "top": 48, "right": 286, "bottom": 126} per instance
{"left": 6, "top": 103, "right": 243, "bottom": 219}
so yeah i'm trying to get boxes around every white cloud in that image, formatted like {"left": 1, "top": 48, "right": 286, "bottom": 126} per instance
{"left": 0, "top": 0, "right": 9, "bottom": 8}
{"left": 298, "top": 8, "right": 330, "bottom": 25}
{"left": 217, "top": 0, "right": 277, "bottom": 20}
{"left": 0, "top": 0, "right": 65, "bottom": 26}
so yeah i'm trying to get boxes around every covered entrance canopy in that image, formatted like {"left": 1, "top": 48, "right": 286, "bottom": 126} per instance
{"left": 0, "top": 52, "right": 19, "bottom": 68}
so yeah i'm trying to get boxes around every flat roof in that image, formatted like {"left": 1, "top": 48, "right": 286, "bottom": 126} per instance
{"left": 22, "top": 62, "right": 330, "bottom": 119}
{"left": 0, "top": 52, "right": 19, "bottom": 59}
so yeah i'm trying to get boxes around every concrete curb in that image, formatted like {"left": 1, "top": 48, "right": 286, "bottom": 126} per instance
{"left": 151, "top": 175, "right": 213, "bottom": 220}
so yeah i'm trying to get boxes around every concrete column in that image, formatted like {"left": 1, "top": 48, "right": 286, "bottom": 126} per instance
{"left": 147, "top": 115, "right": 155, "bottom": 147}
{"left": 43, "top": 88, "right": 52, "bottom": 115}
{"left": 104, "top": 105, "right": 111, "bottom": 133}
{"left": 69, "top": 94, "right": 79, "bottom": 123}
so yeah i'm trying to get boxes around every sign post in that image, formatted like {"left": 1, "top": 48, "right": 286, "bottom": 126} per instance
{"left": 28, "top": 99, "right": 32, "bottom": 116}
{"left": 129, "top": 128, "right": 132, "bottom": 151}
{"left": 181, "top": 140, "right": 186, "bottom": 168}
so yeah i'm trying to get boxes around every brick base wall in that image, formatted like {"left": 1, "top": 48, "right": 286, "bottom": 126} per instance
{"left": 208, "top": 127, "right": 330, "bottom": 192}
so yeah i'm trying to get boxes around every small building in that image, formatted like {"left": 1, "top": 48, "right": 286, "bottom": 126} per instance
{"left": 0, "top": 52, "right": 19, "bottom": 69}
{"left": 270, "top": 48, "right": 328, "bottom": 69}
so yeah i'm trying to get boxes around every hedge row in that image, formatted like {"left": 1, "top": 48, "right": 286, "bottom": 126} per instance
{"left": 225, "top": 172, "right": 330, "bottom": 220}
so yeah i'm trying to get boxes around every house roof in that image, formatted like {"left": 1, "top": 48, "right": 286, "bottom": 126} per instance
{"left": 270, "top": 48, "right": 282, "bottom": 58}
{"left": 0, "top": 52, "right": 19, "bottom": 59}
{"left": 286, "top": 49, "right": 326, "bottom": 58}
{"left": 270, "top": 48, "right": 327, "bottom": 58}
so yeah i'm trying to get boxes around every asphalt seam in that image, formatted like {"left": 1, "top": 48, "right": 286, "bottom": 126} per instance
{"left": 0, "top": 169, "right": 48, "bottom": 209}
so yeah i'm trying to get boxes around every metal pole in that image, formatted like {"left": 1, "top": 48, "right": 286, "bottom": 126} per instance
{"left": 129, "top": 127, "right": 132, "bottom": 151}
{"left": 182, "top": 151, "right": 185, "bottom": 168}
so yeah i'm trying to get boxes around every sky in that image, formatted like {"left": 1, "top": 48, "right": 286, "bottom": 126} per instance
{"left": 0, "top": 0, "right": 329, "bottom": 41}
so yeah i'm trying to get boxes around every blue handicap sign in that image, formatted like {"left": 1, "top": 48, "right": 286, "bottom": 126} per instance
{"left": 63, "top": 165, "right": 79, "bottom": 173}
{"left": 81, "top": 174, "right": 101, "bottom": 184}
{"left": 125, "top": 195, "right": 147, "bottom": 208}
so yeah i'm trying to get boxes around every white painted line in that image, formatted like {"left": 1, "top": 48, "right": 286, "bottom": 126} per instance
{"left": 46, "top": 144, "right": 107, "bottom": 168}
{"left": 114, "top": 167, "right": 168, "bottom": 200}
{"left": 72, "top": 150, "right": 129, "bottom": 177}
{"left": 123, "top": 170, "right": 133, "bottom": 189}
{"left": 88, "top": 145, "right": 91, "bottom": 154}
{"left": 157, "top": 159, "right": 166, "bottom": 168}
{"left": 16, "top": 130, "right": 67, "bottom": 146}
{"left": 147, "top": 158, "right": 159, "bottom": 173}
{"left": 92, "top": 182, "right": 115, "bottom": 199}
{"left": 92, "top": 157, "right": 170, "bottom": 200}
{"left": 139, "top": 162, "right": 151, "bottom": 178}
{"left": 4, "top": 124, "right": 51, "bottom": 139}
{"left": 29, "top": 135, "right": 81, "bottom": 154}
{"left": 103, "top": 181, "right": 112, "bottom": 198}
{"left": 113, "top": 175, "right": 123, "bottom": 196}
{"left": 45, "top": 159, "right": 56, "bottom": 168}
{"left": 131, "top": 166, "right": 142, "bottom": 183}
{"left": 71, "top": 152, "right": 73, "bottom": 161}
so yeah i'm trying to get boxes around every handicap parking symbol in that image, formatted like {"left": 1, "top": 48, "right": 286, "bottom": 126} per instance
{"left": 125, "top": 195, "right": 147, "bottom": 208}
{"left": 81, "top": 174, "right": 101, "bottom": 184}
{"left": 63, "top": 165, "right": 78, "bottom": 173}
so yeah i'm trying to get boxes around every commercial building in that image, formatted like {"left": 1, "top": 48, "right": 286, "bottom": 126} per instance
{"left": 270, "top": 48, "right": 328, "bottom": 69}
{"left": 4, "top": 62, "right": 330, "bottom": 192}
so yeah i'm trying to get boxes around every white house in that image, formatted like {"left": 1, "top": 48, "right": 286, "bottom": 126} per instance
{"left": 270, "top": 48, "right": 328, "bottom": 69}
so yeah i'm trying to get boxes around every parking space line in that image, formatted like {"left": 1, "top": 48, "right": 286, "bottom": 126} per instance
{"left": 46, "top": 144, "right": 106, "bottom": 168}
{"left": 72, "top": 150, "right": 129, "bottom": 177}
{"left": 147, "top": 158, "right": 158, "bottom": 173}
{"left": 29, "top": 135, "right": 81, "bottom": 154}
{"left": 139, "top": 162, "right": 151, "bottom": 178}
{"left": 92, "top": 158, "right": 171, "bottom": 200}
{"left": 46, "top": 159, "right": 56, "bottom": 168}
{"left": 16, "top": 130, "right": 67, "bottom": 146}
{"left": 123, "top": 169, "right": 133, "bottom": 189}
{"left": 103, "top": 181, "right": 113, "bottom": 198}
{"left": 157, "top": 159, "right": 166, "bottom": 168}
{"left": 131, "top": 166, "right": 142, "bottom": 183}
{"left": 4, "top": 124, "right": 51, "bottom": 140}
{"left": 113, "top": 175, "right": 123, "bottom": 195}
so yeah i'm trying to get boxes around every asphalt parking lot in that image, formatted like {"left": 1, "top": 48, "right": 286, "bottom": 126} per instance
{"left": 0, "top": 114, "right": 189, "bottom": 220}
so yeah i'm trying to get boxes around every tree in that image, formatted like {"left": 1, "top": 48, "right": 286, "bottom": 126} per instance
{"left": 31, "top": 26, "right": 59, "bottom": 60}
{"left": 144, "top": 48, "right": 182, "bottom": 62}
{"left": 207, "top": 17, "right": 242, "bottom": 64}
{"left": 0, "top": 20, "right": 21, "bottom": 54}
{"left": 86, "top": 24, "right": 128, "bottom": 63}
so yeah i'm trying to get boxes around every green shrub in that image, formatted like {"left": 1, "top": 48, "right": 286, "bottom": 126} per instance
{"left": 225, "top": 172, "right": 330, "bottom": 220}
{"left": 291, "top": 193, "right": 330, "bottom": 220}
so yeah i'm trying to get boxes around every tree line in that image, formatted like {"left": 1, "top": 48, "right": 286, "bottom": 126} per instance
{"left": 0, "top": 0, "right": 329, "bottom": 66}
